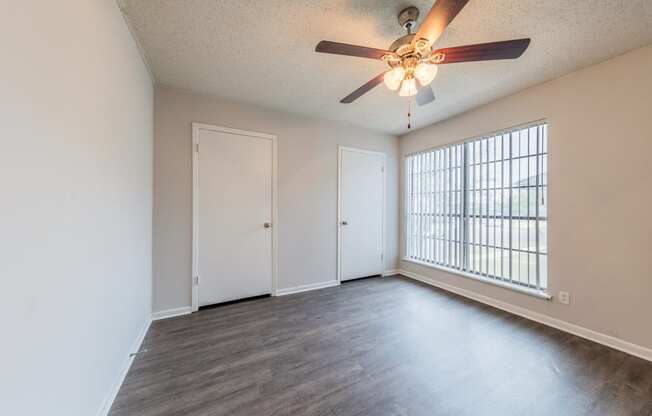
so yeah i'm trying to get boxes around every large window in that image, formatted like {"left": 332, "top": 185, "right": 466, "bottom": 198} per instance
{"left": 405, "top": 121, "right": 548, "bottom": 293}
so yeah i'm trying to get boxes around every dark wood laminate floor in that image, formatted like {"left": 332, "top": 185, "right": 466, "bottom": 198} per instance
{"left": 110, "top": 276, "right": 652, "bottom": 416}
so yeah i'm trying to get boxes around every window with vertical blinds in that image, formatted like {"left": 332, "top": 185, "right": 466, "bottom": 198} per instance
{"left": 405, "top": 121, "right": 548, "bottom": 293}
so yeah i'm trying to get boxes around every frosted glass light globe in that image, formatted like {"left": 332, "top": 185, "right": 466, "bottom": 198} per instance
{"left": 383, "top": 66, "right": 405, "bottom": 91}
{"left": 398, "top": 78, "right": 417, "bottom": 97}
{"left": 414, "top": 63, "right": 438, "bottom": 86}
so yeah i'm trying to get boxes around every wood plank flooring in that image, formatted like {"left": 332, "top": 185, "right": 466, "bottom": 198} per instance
{"left": 110, "top": 275, "right": 652, "bottom": 416}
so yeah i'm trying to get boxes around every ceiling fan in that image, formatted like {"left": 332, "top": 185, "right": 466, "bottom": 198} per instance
{"left": 315, "top": 0, "right": 530, "bottom": 106}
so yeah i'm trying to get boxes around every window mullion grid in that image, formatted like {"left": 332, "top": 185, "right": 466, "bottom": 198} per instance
{"left": 439, "top": 150, "right": 443, "bottom": 265}
{"left": 405, "top": 156, "right": 414, "bottom": 258}
{"left": 440, "top": 149, "right": 444, "bottom": 265}
{"left": 446, "top": 148, "right": 450, "bottom": 266}
{"left": 500, "top": 134, "right": 505, "bottom": 280}
{"left": 411, "top": 156, "right": 416, "bottom": 260}
{"left": 452, "top": 147, "right": 456, "bottom": 268}
{"left": 455, "top": 146, "right": 460, "bottom": 269}
{"left": 419, "top": 152, "right": 425, "bottom": 261}
{"left": 467, "top": 142, "right": 473, "bottom": 272}
{"left": 423, "top": 152, "right": 428, "bottom": 262}
{"left": 493, "top": 136, "right": 497, "bottom": 279}
{"left": 452, "top": 146, "right": 457, "bottom": 268}
{"left": 447, "top": 147, "right": 452, "bottom": 267}
{"left": 458, "top": 146, "right": 463, "bottom": 269}
{"left": 434, "top": 150, "right": 439, "bottom": 265}
{"left": 406, "top": 157, "right": 411, "bottom": 259}
{"left": 413, "top": 155, "right": 418, "bottom": 260}
{"left": 415, "top": 153, "right": 420, "bottom": 260}
{"left": 485, "top": 137, "right": 489, "bottom": 278}
{"left": 440, "top": 149, "right": 445, "bottom": 265}
{"left": 422, "top": 152, "right": 426, "bottom": 261}
{"left": 474, "top": 140, "right": 482, "bottom": 274}
{"left": 508, "top": 132, "right": 514, "bottom": 283}
{"left": 460, "top": 146, "right": 464, "bottom": 269}
{"left": 427, "top": 151, "right": 433, "bottom": 263}
{"left": 456, "top": 146, "right": 461, "bottom": 270}
{"left": 431, "top": 150, "right": 436, "bottom": 264}
{"left": 471, "top": 141, "right": 477, "bottom": 273}
{"left": 535, "top": 125, "right": 541, "bottom": 291}
{"left": 442, "top": 149, "right": 446, "bottom": 266}
{"left": 517, "top": 131, "right": 521, "bottom": 284}
{"left": 428, "top": 152, "right": 432, "bottom": 263}
{"left": 436, "top": 150, "right": 441, "bottom": 265}
{"left": 409, "top": 156, "right": 414, "bottom": 260}
{"left": 478, "top": 140, "right": 484, "bottom": 276}
{"left": 460, "top": 144, "right": 466, "bottom": 270}
{"left": 425, "top": 152, "right": 429, "bottom": 263}
{"left": 443, "top": 149, "right": 447, "bottom": 266}
{"left": 521, "top": 128, "right": 532, "bottom": 286}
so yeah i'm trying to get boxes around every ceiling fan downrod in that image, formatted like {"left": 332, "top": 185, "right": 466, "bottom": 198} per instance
{"left": 398, "top": 6, "right": 420, "bottom": 35}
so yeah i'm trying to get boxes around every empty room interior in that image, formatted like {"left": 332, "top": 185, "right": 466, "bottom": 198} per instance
{"left": 4, "top": 1, "right": 652, "bottom": 415}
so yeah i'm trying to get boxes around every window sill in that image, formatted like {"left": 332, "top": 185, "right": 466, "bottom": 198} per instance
{"left": 401, "top": 257, "right": 553, "bottom": 301}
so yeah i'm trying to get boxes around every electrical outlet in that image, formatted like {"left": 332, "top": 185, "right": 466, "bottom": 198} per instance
{"left": 558, "top": 291, "right": 571, "bottom": 305}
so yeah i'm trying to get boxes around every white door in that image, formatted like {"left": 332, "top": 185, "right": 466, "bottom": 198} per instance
{"left": 339, "top": 147, "right": 385, "bottom": 281}
{"left": 194, "top": 126, "right": 274, "bottom": 307}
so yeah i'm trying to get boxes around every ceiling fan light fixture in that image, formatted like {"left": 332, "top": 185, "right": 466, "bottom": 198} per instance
{"left": 398, "top": 77, "right": 417, "bottom": 97}
{"left": 315, "top": 1, "right": 531, "bottom": 106}
{"left": 383, "top": 66, "right": 405, "bottom": 90}
{"left": 414, "top": 62, "right": 438, "bottom": 86}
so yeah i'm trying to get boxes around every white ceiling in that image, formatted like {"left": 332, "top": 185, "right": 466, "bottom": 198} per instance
{"left": 120, "top": 0, "right": 652, "bottom": 135}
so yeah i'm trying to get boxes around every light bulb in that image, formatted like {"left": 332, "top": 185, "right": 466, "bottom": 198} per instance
{"left": 414, "top": 63, "right": 438, "bottom": 86}
{"left": 398, "top": 77, "right": 417, "bottom": 97}
{"left": 383, "top": 66, "right": 405, "bottom": 91}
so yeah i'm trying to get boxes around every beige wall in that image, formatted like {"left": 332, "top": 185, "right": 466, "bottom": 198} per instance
{"left": 0, "top": 1, "right": 153, "bottom": 415}
{"left": 153, "top": 86, "right": 399, "bottom": 313}
{"left": 399, "top": 45, "right": 652, "bottom": 350}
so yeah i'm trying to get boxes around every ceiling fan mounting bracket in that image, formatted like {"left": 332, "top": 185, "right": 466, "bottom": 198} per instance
{"left": 398, "top": 6, "right": 419, "bottom": 33}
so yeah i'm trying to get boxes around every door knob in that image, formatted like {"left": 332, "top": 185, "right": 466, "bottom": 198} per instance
{"left": 264, "top": 222, "right": 272, "bottom": 229}
{"left": 340, "top": 221, "right": 348, "bottom": 226}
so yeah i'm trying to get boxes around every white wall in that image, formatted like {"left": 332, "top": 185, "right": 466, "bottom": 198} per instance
{"left": 399, "top": 45, "right": 652, "bottom": 351}
{"left": 0, "top": 2, "right": 153, "bottom": 415}
{"left": 153, "top": 86, "right": 399, "bottom": 313}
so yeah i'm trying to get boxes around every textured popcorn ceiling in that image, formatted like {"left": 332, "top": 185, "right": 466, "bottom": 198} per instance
{"left": 120, "top": 0, "right": 652, "bottom": 135}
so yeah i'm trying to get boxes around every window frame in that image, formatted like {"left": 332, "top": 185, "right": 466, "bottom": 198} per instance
{"left": 402, "top": 120, "right": 551, "bottom": 300}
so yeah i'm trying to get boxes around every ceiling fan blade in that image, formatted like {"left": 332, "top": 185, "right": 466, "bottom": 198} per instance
{"left": 413, "top": 0, "right": 469, "bottom": 47}
{"left": 316, "top": 41, "right": 392, "bottom": 60}
{"left": 435, "top": 39, "right": 531, "bottom": 64}
{"left": 340, "top": 73, "right": 385, "bottom": 103}
{"left": 416, "top": 85, "right": 436, "bottom": 106}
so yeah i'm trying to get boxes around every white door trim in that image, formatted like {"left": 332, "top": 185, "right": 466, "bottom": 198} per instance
{"left": 192, "top": 122, "right": 279, "bottom": 312}
{"left": 337, "top": 146, "right": 386, "bottom": 283}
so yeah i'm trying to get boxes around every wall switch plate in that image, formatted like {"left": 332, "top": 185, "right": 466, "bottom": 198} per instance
{"left": 559, "top": 291, "right": 571, "bottom": 305}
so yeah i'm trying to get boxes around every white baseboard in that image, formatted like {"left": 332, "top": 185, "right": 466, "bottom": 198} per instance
{"left": 151, "top": 306, "right": 192, "bottom": 321}
{"left": 397, "top": 269, "right": 652, "bottom": 363}
{"left": 382, "top": 269, "right": 400, "bottom": 276}
{"left": 96, "top": 317, "right": 151, "bottom": 416}
{"left": 276, "top": 280, "right": 340, "bottom": 296}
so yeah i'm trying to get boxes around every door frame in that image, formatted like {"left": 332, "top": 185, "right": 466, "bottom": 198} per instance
{"left": 337, "top": 146, "right": 386, "bottom": 283}
{"left": 191, "top": 122, "right": 279, "bottom": 312}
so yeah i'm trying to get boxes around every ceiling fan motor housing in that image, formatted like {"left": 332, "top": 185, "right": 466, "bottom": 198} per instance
{"left": 386, "top": 7, "right": 437, "bottom": 67}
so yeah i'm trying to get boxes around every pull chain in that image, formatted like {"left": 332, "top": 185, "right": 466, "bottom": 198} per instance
{"left": 407, "top": 99, "right": 412, "bottom": 130}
